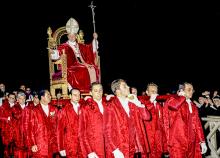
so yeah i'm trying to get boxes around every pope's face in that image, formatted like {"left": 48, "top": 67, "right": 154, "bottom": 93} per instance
{"left": 68, "top": 34, "right": 77, "bottom": 42}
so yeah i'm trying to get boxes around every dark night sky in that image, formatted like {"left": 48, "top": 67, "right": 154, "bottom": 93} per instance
{"left": 0, "top": 1, "right": 219, "bottom": 95}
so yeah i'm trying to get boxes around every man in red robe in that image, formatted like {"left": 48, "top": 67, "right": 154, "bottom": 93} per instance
{"left": 22, "top": 92, "right": 40, "bottom": 157}
{"left": 163, "top": 82, "right": 207, "bottom": 158}
{"left": 79, "top": 82, "right": 107, "bottom": 158}
{"left": 11, "top": 92, "right": 31, "bottom": 158}
{"left": 104, "top": 79, "right": 151, "bottom": 158}
{"left": 57, "top": 88, "right": 85, "bottom": 158}
{"left": 0, "top": 92, "right": 16, "bottom": 157}
{"left": 139, "top": 83, "right": 168, "bottom": 158}
{"left": 51, "top": 18, "right": 100, "bottom": 93}
{"left": 29, "top": 90, "right": 59, "bottom": 158}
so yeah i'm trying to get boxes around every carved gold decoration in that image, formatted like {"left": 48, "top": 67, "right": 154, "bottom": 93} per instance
{"left": 76, "top": 30, "right": 85, "bottom": 44}
{"left": 47, "top": 26, "right": 69, "bottom": 99}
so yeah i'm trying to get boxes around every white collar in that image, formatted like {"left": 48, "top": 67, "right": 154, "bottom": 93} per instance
{"left": 71, "top": 101, "right": 79, "bottom": 107}
{"left": 118, "top": 96, "right": 128, "bottom": 104}
{"left": 94, "top": 98, "right": 102, "bottom": 104}
{"left": 186, "top": 99, "right": 193, "bottom": 113}
{"left": 67, "top": 40, "right": 76, "bottom": 46}
{"left": 118, "top": 96, "right": 130, "bottom": 117}
{"left": 41, "top": 103, "right": 48, "bottom": 107}
{"left": 94, "top": 99, "right": 104, "bottom": 114}
{"left": 9, "top": 102, "right": 15, "bottom": 107}
{"left": 20, "top": 104, "right": 26, "bottom": 109}
{"left": 71, "top": 101, "right": 80, "bottom": 114}
{"left": 41, "top": 103, "right": 49, "bottom": 116}
{"left": 186, "top": 99, "right": 191, "bottom": 104}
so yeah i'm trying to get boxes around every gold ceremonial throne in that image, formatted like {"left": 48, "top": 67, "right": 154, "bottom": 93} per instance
{"left": 47, "top": 26, "right": 100, "bottom": 99}
{"left": 47, "top": 26, "right": 68, "bottom": 99}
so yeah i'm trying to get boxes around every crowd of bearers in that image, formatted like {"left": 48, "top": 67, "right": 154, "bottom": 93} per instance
{"left": 0, "top": 81, "right": 211, "bottom": 158}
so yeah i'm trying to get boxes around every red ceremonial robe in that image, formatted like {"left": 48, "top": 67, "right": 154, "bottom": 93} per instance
{"left": 139, "top": 96, "right": 167, "bottom": 158}
{"left": 104, "top": 97, "right": 151, "bottom": 158}
{"left": 57, "top": 100, "right": 84, "bottom": 158}
{"left": 0, "top": 102, "right": 15, "bottom": 157}
{"left": 0, "top": 102, "right": 14, "bottom": 149}
{"left": 163, "top": 96, "right": 205, "bottom": 158}
{"left": 57, "top": 42, "right": 99, "bottom": 93}
{"left": 11, "top": 103, "right": 31, "bottom": 158}
{"left": 29, "top": 104, "right": 58, "bottom": 158}
{"left": 79, "top": 98, "right": 107, "bottom": 158}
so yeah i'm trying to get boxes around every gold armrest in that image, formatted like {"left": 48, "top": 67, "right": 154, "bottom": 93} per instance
{"left": 54, "top": 59, "right": 62, "bottom": 64}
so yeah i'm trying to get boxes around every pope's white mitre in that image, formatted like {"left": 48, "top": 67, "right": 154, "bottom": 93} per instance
{"left": 66, "top": 18, "right": 79, "bottom": 34}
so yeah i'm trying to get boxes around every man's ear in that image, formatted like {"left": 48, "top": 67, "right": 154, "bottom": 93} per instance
{"left": 115, "top": 89, "right": 119, "bottom": 96}
{"left": 146, "top": 90, "right": 149, "bottom": 95}
{"left": 89, "top": 91, "right": 92, "bottom": 96}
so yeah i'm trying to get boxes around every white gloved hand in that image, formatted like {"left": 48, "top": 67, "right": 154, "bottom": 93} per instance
{"left": 200, "top": 142, "right": 207, "bottom": 154}
{"left": 112, "top": 148, "right": 124, "bottom": 158}
{"left": 31, "top": 145, "right": 38, "bottom": 152}
{"left": 59, "top": 150, "right": 66, "bottom": 157}
{"left": 88, "top": 152, "right": 99, "bottom": 158}
{"left": 106, "top": 94, "right": 115, "bottom": 101}
{"left": 150, "top": 93, "right": 158, "bottom": 103}
{"left": 127, "top": 94, "right": 145, "bottom": 108}
{"left": 178, "top": 90, "right": 186, "bottom": 97}
{"left": 193, "top": 100, "right": 202, "bottom": 108}
{"left": 8, "top": 116, "right": 10, "bottom": 121}
{"left": 84, "top": 96, "right": 92, "bottom": 101}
